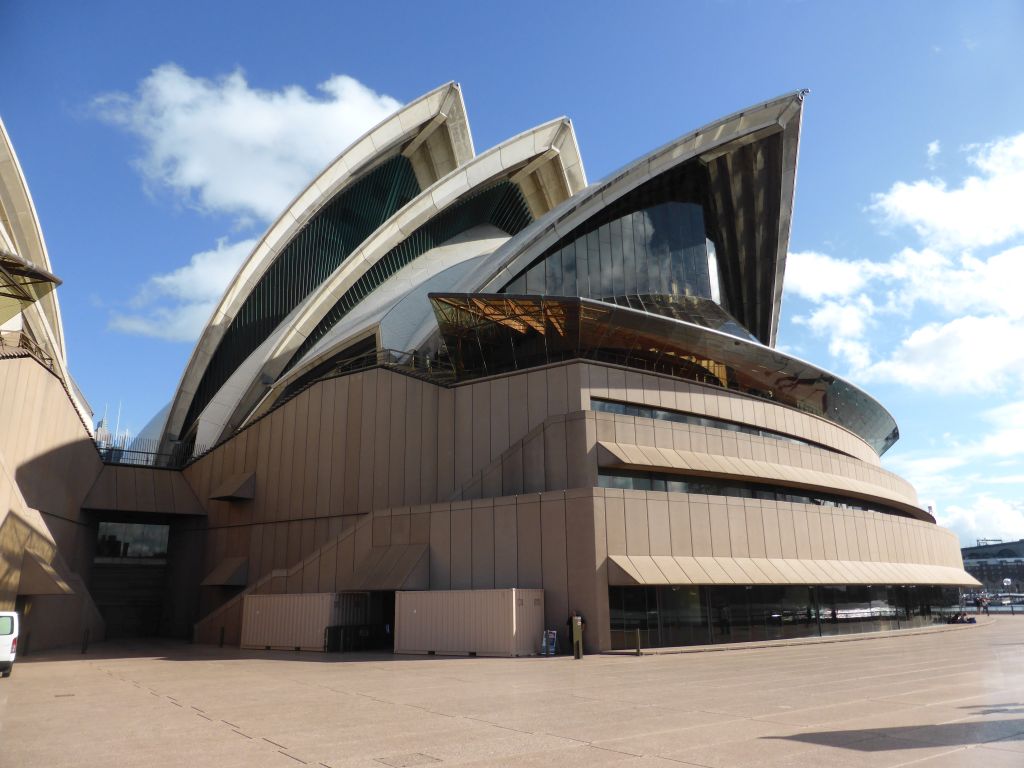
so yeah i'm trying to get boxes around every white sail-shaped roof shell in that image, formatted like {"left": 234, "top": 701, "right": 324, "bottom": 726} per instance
{"left": 163, "top": 83, "right": 475, "bottom": 449}
{"left": 199, "top": 118, "right": 585, "bottom": 440}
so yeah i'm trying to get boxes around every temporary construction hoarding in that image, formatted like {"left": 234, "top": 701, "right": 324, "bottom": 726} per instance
{"left": 394, "top": 589, "right": 544, "bottom": 657}
{"left": 241, "top": 593, "right": 342, "bottom": 651}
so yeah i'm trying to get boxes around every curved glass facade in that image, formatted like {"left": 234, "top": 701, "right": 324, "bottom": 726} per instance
{"left": 183, "top": 154, "right": 421, "bottom": 436}
{"left": 503, "top": 202, "right": 713, "bottom": 301}
{"left": 430, "top": 294, "right": 900, "bottom": 454}
{"left": 610, "top": 585, "right": 961, "bottom": 649}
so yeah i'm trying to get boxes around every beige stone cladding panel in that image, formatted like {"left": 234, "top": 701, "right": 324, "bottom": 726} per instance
{"left": 187, "top": 369, "right": 448, "bottom": 584}
{"left": 83, "top": 466, "right": 205, "bottom": 517}
{"left": 360, "top": 362, "right": 588, "bottom": 503}
{"left": 0, "top": 359, "right": 106, "bottom": 647}
{"left": 579, "top": 362, "right": 880, "bottom": 465}
{"left": 194, "top": 489, "right": 613, "bottom": 653}
{"left": 412, "top": 489, "right": 607, "bottom": 653}
{"left": 594, "top": 488, "right": 974, "bottom": 585}
{"left": 0, "top": 359, "right": 103, "bottom": 569}
{"left": 448, "top": 397, "right": 917, "bottom": 515}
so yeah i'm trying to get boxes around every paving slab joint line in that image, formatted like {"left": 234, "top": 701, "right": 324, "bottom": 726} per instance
{"left": 895, "top": 745, "right": 971, "bottom": 767}
{"left": 463, "top": 715, "right": 532, "bottom": 734}
{"left": 658, "top": 757, "right": 716, "bottom": 767}
{"left": 605, "top": 619, "right": 996, "bottom": 656}
{"left": 590, "top": 744, "right": 644, "bottom": 758}
{"left": 279, "top": 752, "right": 307, "bottom": 764}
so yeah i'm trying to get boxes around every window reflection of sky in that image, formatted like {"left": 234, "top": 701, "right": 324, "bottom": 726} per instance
{"left": 96, "top": 522, "right": 169, "bottom": 560}
{"left": 507, "top": 202, "right": 712, "bottom": 301}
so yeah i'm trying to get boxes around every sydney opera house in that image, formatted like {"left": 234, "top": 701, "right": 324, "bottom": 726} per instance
{"left": 0, "top": 84, "right": 978, "bottom": 654}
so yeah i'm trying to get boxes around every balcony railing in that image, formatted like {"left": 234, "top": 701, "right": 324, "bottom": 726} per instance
{"left": 0, "top": 330, "right": 54, "bottom": 372}
{"left": 95, "top": 435, "right": 212, "bottom": 469}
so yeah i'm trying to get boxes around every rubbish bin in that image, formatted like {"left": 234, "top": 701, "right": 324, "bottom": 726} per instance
{"left": 325, "top": 625, "right": 343, "bottom": 652}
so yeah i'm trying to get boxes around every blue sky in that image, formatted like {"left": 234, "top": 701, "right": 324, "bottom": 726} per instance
{"left": 3, "top": 1, "right": 1023, "bottom": 544}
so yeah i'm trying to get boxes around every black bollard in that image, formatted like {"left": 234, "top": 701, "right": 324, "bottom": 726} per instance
{"left": 81, "top": 628, "right": 89, "bottom": 654}
{"left": 635, "top": 628, "right": 641, "bottom": 657}
{"left": 219, "top": 626, "right": 225, "bottom": 648}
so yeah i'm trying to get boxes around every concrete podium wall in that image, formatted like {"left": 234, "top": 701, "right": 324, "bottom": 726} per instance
{"left": 0, "top": 356, "right": 105, "bottom": 650}
{"left": 185, "top": 360, "right": 972, "bottom": 652}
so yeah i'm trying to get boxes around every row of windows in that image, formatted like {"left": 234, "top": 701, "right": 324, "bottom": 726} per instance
{"left": 502, "top": 202, "right": 714, "bottom": 301}
{"left": 597, "top": 469, "right": 915, "bottom": 519}
{"left": 590, "top": 397, "right": 848, "bottom": 456}
{"left": 609, "top": 585, "right": 960, "bottom": 649}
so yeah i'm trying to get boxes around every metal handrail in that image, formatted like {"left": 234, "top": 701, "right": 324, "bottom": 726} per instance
{"left": 0, "top": 330, "right": 54, "bottom": 372}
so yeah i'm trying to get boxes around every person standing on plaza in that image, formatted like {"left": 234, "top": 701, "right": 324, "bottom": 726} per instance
{"left": 566, "top": 609, "right": 586, "bottom": 658}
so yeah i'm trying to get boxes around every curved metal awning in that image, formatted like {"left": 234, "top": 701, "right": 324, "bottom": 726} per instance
{"left": 608, "top": 554, "right": 980, "bottom": 588}
{"left": 429, "top": 293, "right": 899, "bottom": 454}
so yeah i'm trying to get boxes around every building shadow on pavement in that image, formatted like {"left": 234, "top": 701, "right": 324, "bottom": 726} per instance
{"left": 764, "top": 714, "right": 1024, "bottom": 751}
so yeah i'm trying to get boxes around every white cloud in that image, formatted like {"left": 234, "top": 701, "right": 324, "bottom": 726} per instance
{"left": 784, "top": 250, "right": 876, "bottom": 302}
{"left": 101, "top": 65, "right": 403, "bottom": 343}
{"left": 974, "top": 401, "right": 1024, "bottom": 459}
{"left": 938, "top": 496, "right": 1024, "bottom": 546}
{"left": 886, "top": 400, "right": 1024, "bottom": 484}
{"left": 881, "top": 245, "right": 1024, "bottom": 320}
{"left": 871, "top": 131, "right": 1024, "bottom": 250}
{"left": 95, "top": 64, "right": 401, "bottom": 223}
{"left": 985, "top": 475, "right": 1024, "bottom": 485}
{"left": 110, "top": 238, "right": 255, "bottom": 341}
{"left": 792, "top": 295, "right": 876, "bottom": 371}
{"left": 884, "top": 399, "right": 1024, "bottom": 544}
{"left": 786, "top": 240, "right": 1024, "bottom": 391}
{"left": 786, "top": 128, "right": 1024, "bottom": 547}
{"left": 864, "top": 315, "right": 1024, "bottom": 392}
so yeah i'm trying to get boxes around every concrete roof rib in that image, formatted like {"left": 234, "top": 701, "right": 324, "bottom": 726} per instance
{"left": 163, "top": 83, "right": 474, "bottom": 448}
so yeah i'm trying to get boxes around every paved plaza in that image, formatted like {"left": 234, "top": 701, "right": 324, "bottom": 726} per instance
{"left": 1, "top": 619, "right": 1022, "bottom": 767}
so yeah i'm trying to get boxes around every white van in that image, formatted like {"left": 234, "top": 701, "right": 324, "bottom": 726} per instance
{"left": 0, "top": 611, "right": 18, "bottom": 678}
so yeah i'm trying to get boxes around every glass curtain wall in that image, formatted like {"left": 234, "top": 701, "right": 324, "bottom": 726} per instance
{"left": 504, "top": 202, "right": 712, "bottom": 300}
{"left": 609, "top": 585, "right": 960, "bottom": 649}
{"left": 429, "top": 295, "right": 901, "bottom": 453}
